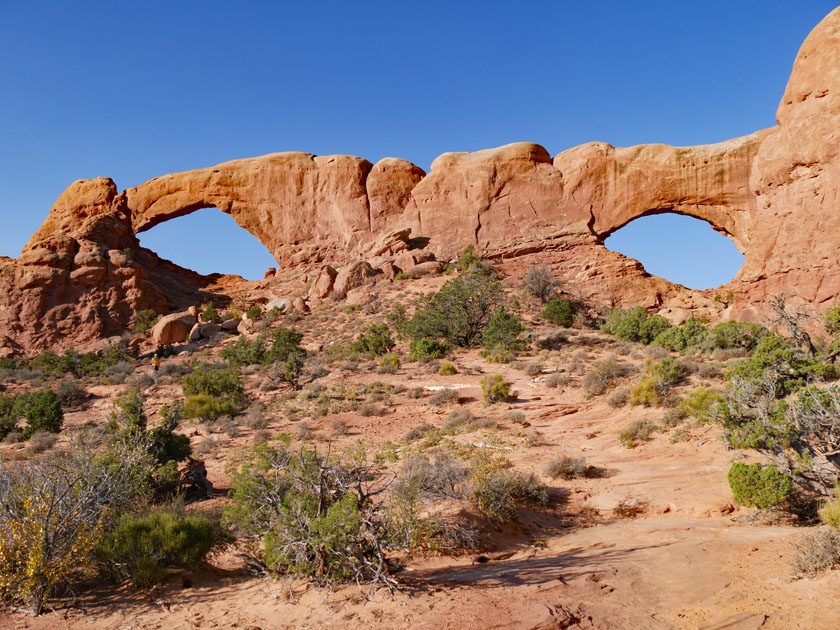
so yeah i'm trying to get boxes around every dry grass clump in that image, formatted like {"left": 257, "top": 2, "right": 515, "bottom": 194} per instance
{"left": 607, "top": 387, "right": 629, "bottom": 408}
{"left": 613, "top": 499, "right": 647, "bottom": 518}
{"left": 443, "top": 408, "right": 474, "bottom": 431}
{"left": 28, "top": 430, "right": 58, "bottom": 454}
{"left": 546, "top": 373, "right": 571, "bottom": 388}
{"left": 296, "top": 421, "right": 314, "bottom": 440}
{"left": 619, "top": 419, "right": 657, "bottom": 448}
{"left": 359, "top": 403, "right": 384, "bottom": 417}
{"left": 404, "top": 422, "right": 434, "bottom": 442}
{"left": 544, "top": 454, "right": 586, "bottom": 479}
{"left": 407, "top": 387, "right": 427, "bottom": 399}
{"left": 524, "top": 362, "right": 543, "bottom": 377}
{"left": 507, "top": 410, "right": 527, "bottom": 425}
{"left": 792, "top": 528, "right": 840, "bottom": 577}
{"left": 331, "top": 419, "right": 348, "bottom": 436}
{"left": 583, "top": 357, "right": 632, "bottom": 396}
{"left": 429, "top": 388, "right": 460, "bottom": 406}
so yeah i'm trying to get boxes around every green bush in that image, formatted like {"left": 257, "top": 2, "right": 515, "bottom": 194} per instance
{"left": 481, "top": 306, "right": 527, "bottom": 354}
{"left": 727, "top": 334, "right": 837, "bottom": 396}
{"left": 619, "top": 419, "right": 656, "bottom": 448}
{"left": 404, "top": 272, "right": 503, "bottom": 348}
{"left": 601, "top": 306, "right": 671, "bottom": 345}
{"left": 0, "top": 394, "right": 18, "bottom": 439}
{"left": 245, "top": 305, "right": 263, "bottom": 320}
{"left": 457, "top": 244, "right": 483, "bottom": 272}
{"left": 182, "top": 365, "right": 244, "bottom": 406}
{"left": 819, "top": 488, "right": 840, "bottom": 530}
{"left": 709, "top": 321, "right": 769, "bottom": 351}
{"left": 220, "top": 335, "right": 269, "bottom": 366}
{"left": 541, "top": 298, "right": 576, "bottom": 327}
{"left": 378, "top": 354, "right": 400, "bottom": 373}
{"left": 480, "top": 374, "right": 511, "bottom": 404}
{"left": 224, "top": 444, "right": 394, "bottom": 587}
{"left": 681, "top": 387, "right": 722, "bottom": 423}
{"left": 97, "top": 511, "right": 216, "bottom": 587}
{"left": 200, "top": 302, "right": 221, "bottom": 323}
{"left": 15, "top": 390, "right": 63, "bottom": 439}
{"left": 469, "top": 452, "right": 548, "bottom": 524}
{"left": 652, "top": 319, "right": 710, "bottom": 353}
{"left": 183, "top": 394, "right": 235, "bottom": 422}
{"left": 409, "top": 338, "right": 450, "bottom": 360}
{"left": 438, "top": 362, "right": 457, "bottom": 375}
{"left": 349, "top": 324, "right": 394, "bottom": 356}
{"left": 727, "top": 462, "right": 792, "bottom": 509}
{"left": 131, "top": 309, "right": 159, "bottom": 334}
{"left": 629, "top": 358, "right": 687, "bottom": 407}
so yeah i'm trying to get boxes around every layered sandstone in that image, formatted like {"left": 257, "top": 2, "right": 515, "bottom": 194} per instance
{"left": 2, "top": 8, "right": 840, "bottom": 355}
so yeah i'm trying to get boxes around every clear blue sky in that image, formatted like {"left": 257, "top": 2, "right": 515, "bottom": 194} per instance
{"left": 0, "top": 2, "right": 835, "bottom": 284}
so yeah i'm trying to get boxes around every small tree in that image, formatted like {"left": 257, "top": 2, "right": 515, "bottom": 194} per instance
{"left": 481, "top": 306, "right": 527, "bottom": 354}
{"left": 727, "top": 462, "right": 793, "bottom": 509}
{"left": 200, "top": 302, "right": 221, "bottom": 324}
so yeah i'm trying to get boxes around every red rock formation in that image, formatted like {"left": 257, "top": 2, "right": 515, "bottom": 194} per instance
{"left": 2, "top": 8, "right": 839, "bottom": 356}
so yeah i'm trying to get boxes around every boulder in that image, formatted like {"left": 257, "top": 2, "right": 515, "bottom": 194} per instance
{"left": 307, "top": 265, "right": 337, "bottom": 301}
{"left": 152, "top": 312, "right": 196, "bottom": 345}
{"left": 333, "top": 261, "right": 379, "bottom": 297}
{"left": 266, "top": 297, "right": 292, "bottom": 313}
{"left": 365, "top": 227, "right": 411, "bottom": 257}
{"left": 406, "top": 261, "right": 445, "bottom": 278}
{"left": 346, "top": 287, "right": 375, "bottom": 306}
{"left": 264, "top": 267, "right": 277, "bottom": 278}
{"left": 188, "top": 323, "right": 202, "bottom": 342}
{"left": 378, "top": 261, "right": 398, "bottom": 281}
{"left": 200, "top": 323, "right": 221, "bottom": 338}
{"left": 220, "top": 319, "right": 240, "bottom": 331}
{"left": 237, "top": 317, "right": 256, "bottom": 335}
{"left": 658, "top": 308, "right": 693, "bottom": 326}
{"left": 292, "top": 296, "right": 309, "bottom": 313}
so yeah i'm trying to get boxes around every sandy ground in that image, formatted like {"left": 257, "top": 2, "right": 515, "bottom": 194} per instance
{"left": 2, "top": 279, "right": 838, "bottom": 630}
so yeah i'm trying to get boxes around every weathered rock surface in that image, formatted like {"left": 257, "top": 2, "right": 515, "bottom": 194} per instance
{"left": 152, "top": 312, "right": 196, "bottom": 345}
{"left": 2, "top": 8, "right": 840, "bottom": 355}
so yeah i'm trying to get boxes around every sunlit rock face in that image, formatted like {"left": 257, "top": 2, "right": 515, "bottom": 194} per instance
{"left": 2, "top": 8, "right": 840, "bottom": 356}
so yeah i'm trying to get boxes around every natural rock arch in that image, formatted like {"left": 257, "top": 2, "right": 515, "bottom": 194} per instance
{"left": 2, "top": 6, "right": 840, "bottom": 355}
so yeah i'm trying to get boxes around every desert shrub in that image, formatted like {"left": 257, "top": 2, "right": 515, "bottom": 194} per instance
{"left": 183, "top": 394, "right": 235, "bottom": 423}
{"left": 507, "top": 410, "right": 526, "bottom": 425}
{"left": 457, "top": 244, "right": 483, "bottom": 272}
{"left": 443, "top": 408, "right": 474, "bottom": 432}
{"left": 182, "top": 365, "right": 244, "bottom": 406}
{"left": 408, "top": 337, "right": 448, "bottom": 361}
{"left": 652, "top": 318, "right": 710, "bottom": 353}
{"left": 331, "top": 419, "right": 348, "bottom": 436}
{"left": 727, "top": 462, "right": 793, "bottom": 509}
{"left": 541, "top": 298, "right": 576, "bottom": 327}
{"left": 404, "top": 423, "right": 434, "bottom": 442}
{"left": 480, "top": 374, "right": 511, "bottom": 404}
{"left": 709, "top": 321, "right": 770, "bottom": 352}
{"left": 220, "top": 335, "right": 269, "bottom": 366}
{"left": 727, "top": 334, "right": 837, "bottom": 397}
{"left": 619, "top": 420, "right": 656, "bottom": 448}
{"left": 819, "top": 488, "right": 840, "bottom": 529}
{"left": 397, "top": 452, "right": 468, "bottom": 499}
{"left": 27, "top": 430, "right": 58, "bottom": 454}
{"left": 246, "top": 305, "right": 263, "bottom": 320}
{"left": 0, "top": 439, "right": 154, "bottom": 614}
{"left": 523, "top": 265, "right": 556, "bottom": 303}
{"left": 583, "top": 357, "right": 630, "bottom": 396}
{"left": 15, "top": 390, "right": 63, "bottom": 438}
{"left": 524, "top": 362, "right": 543, "bottom": 377}
{"left": 546, "top": 373, "right": 570, "bottom": 388}
{"left": 481, "top": 306, "right": 527, "bottom": 354}
{"left": 359, "top": 403, "right": 383, "bottom": 417}
{"left": 601, "top": 306, "right": 671, "bottom": 345}
{"left": 438, "top": 362, "right": 457, "bottom": 375}
{"left": 0, "top": 394, "right": 19, "bottom": 438}
{"left": 349, "top": 324, "right": 394, "bottom": 356}
{"left": 680, "top": 387, "right": 722, "bottom": 423}
{"left": 536, "top": 331, "right": 567, "bottom": 351}
{"left": 545, "top": 454, "right": 586, "bottom": 479}
{"left": 469, "top": 452, "right": 548, "bottom": 525}
{"left": 792, "top": 528, "right": 840, "bottom": 577}
{"left": 131, "top": 309, "right": 159, "bottom": 334}
{"left": 629, "top": 358, "right": 688, "bottom": 407}
{"left": 200, "top": 302, "right": 221, "bottom": 323}
{"left": 224, "top": 444, "right": 397, "bottom": 589}
{"left": 607, "top": 387, "right": 629, "bottom": 408}
{"left": 403, "top": 272, "right": 503, "bottom": 348}
{"left": 97, "top": 511, "right": 216, "bottom": 587}
{"left": 378, "top": 354, "right": 400, "bottom": 374}
{"left": 429, "top": 388, "right": 460, "bottom": 406}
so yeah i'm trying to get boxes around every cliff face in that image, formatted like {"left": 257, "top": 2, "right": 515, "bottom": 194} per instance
{"left": 3, "top": 8, "right": 840, "bottom": 356}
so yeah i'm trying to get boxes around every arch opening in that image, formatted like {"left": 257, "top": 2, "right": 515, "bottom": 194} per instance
{"left": 136, "top": 207, "right": 278, "bottom": 281}
{"left": 602, "top": 213, "right": 744, "bottom": 290}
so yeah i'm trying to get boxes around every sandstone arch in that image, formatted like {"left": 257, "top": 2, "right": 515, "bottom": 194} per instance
{"left": 2, "top": 7, "right": 840, "bottom": 355}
